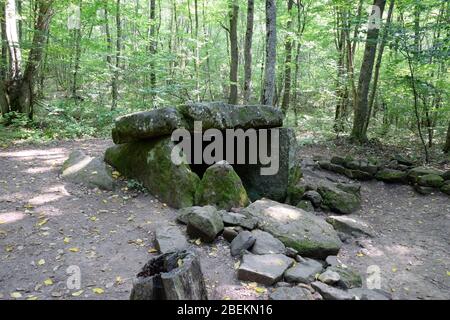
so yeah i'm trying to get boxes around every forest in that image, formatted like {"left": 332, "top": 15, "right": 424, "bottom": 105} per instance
{"left": 0, "top": 0, "right": 449, "bottom": 302}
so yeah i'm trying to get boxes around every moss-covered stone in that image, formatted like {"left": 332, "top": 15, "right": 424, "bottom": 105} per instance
{"left": 186, "top": 206, "right": 224, "bottom": 242}
{"left": 375, "top": 169, "right": 407, "bottom": 183}
{"left": 440, "top": 181, "right": 450, "bottom": 195}
{"left": 296, "top": 200, "right": 314, "bottom": 212}
{"left": 417, "top": 174, "right": 444, "bottom": 188}
{"left": 104, "top": 138, "right": 200, "bottom": 208}
{"left": 317, "top": 184, "right": 361, "bottom": 215}
{"left": 327, "top": 266, "right": 362, "bottom": 289}
{"left": 407, "top": 167, "right": 444, "bottom": 184}
{"left": 195, "top": 161, "right": 250, "bottom": 210}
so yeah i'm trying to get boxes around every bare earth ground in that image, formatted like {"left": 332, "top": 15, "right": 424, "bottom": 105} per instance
{"left": 0, "top": 139, "right": 448, "bottom": 300}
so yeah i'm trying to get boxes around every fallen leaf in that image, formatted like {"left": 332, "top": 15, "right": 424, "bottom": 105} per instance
{"left": 254, "top": 287, "right": 266, "bottom": 294}
{"left": 71, "top": 290, "right": 84, "bottom": 297}
{"left": 177, "top": 259, "right": 184, "bottom": 268}
{"left": 10, "top": 292, "right": 22, "bottom": 298}
{"left": 92, "top": 288, "right": 104, "bottom": 294}
{"left": 89, "top": 216, "right": 98, "bottom": 222}
{"left": 356, "top": 252, "right": 364, "bottom": 257}
{"left": 37, "top": 259, "right": 46, "bottom": 266}
{"left": 392, "top": 267, "right": 397, "bottom": 273}
{"left": 148, "top": 248, "right": 158, "bottom": 253}
{"left": 447, "top": 271, "right": 450, "bottom": 277}
{"left": 69, "top": 247, "right": 80, "bottom": 252}
{"left": 37, "top": 218, "right": 48, "bottom": 227}
{"left": 115, "top": 276, "right": 123, "bottom": 285}
{"left": 194, "top": 238, "right": 202, "bottom": 246}
{"left": 44, "top": 278, "right": 53, "bottom": 286}
{"left": 234, "top": 261, "right": 240, "bottom": 269}
{"left": 26, "top": 295, "right": 38, "bottom": 300}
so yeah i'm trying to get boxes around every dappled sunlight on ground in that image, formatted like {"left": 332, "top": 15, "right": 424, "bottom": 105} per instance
{"left": 0, "top": 211, "right": 26, "bottom": 224}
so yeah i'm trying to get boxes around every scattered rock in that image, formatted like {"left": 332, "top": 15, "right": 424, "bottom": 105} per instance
{"left": 285, "top": 247, "right": 298, "bottom": 259}
{"left": 392, "top": 154, "right": 414, "bottom": 167}
{"left": 375, "top": 169, "right": 407, "bottom": 183}
{"left": 230, "top": 231, "right": 256, "bottom": 257}
{"left": 176, "top": 206, "right": 213, "bottom": 225}
{"left": 186, "top": 206, "right": 224, "bottom": 242}
{"left": 417, "top": 174, "right": 444, "bottom": 188}
{"left": 317, "top": 183, "right": 361, "bottom": 215}
{"left": 414, "top": 185, "right": 435, "bottom": 195}
{"left": 237, "top": 254, "right": 294, "bottom": 286}
{"left": 302, "top": 190, "right": 322, "bottom": 207}
{"left": 440, "top": 181, "right": 450, "bottom": 195}
{"left": 327, "top": 265, "right": 362, "bottom": 289}
{"left": 250, "top": 229, "right": 286, "bottom": 255}
{"left": 296, "top": 200, "right": 314, "bottom": 212}
{"left": 325, "top": 256, "right": 339, "bottom": 267}
{"left": 348, "top": 288, "right": 392, "bottom": 300}
{"left": 269, "top": 286, "right": 315, "bottom": 300}
{"left": 244, "top": 200, "right": 342, "bottom": 259}
{"left": 155, "top": 226, "right": 188, "bottom": 254}
{"left": 62, "top": 150, "right": 114, "bottom": 190}
{"left": 221, "top": 211, "right": 257, "bottom": 230}
{"left": 326, "top": 215, "right": 374, "bottom": 237}
{"left": 284, "top": 258, "right": 324, "bottom": 284}
{"left": 222, "top": 227, "right": 240, "bottom": 242}
{"left": 407, "top": 167, "right": 444, "bottom": 184}
{"left": 310, "top": 281, "right": 353, "bottom": 300}
{"left": 318, "top": 270, "right": 340, "bottom": 285}
{"left": 195, "top": 161, "right": 250, "bottom": 210}
{"left": 336, "top": 183, "right": 361, "bottom": 195}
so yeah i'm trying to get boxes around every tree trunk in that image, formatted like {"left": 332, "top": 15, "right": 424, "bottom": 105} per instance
{"left": 242, "top": 0, "right": 254, "bottom": 104}
{"left": 351, "top": 0, "right": 387, "bottom": 143}
{"left": 281, "top": 0, "right": 294, "bottom": 115}
{"left": 71, "top": 0, "right": 82, "bottom": 98}
{"left": 262, "top": 0, "right": 276, "bottom": 106}
{"left": 444, "top": 122, "right": 450, "bottom": 154}
{"left": 111, "top": 0, "right": 121, "bottom": 110}
{"left": 149, "top": 0, "right": 156, "bottom": 103}
{"left": 228, "top": 0, "right": 238, "bottom": 105}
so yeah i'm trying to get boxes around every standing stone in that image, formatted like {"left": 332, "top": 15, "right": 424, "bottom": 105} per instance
{"left": 155, "top": 226, "right": 188, "bottom": 254}
{"left": 244, "top": 200, "right": 342, "bottom": 259}
{"left": 250, "top": 229, "right": 286, "bottom": 255}
{"left": 237, "top": 254, "right": 294, "bottom": 285}
{"left": 284, "top": 258, "right": 324, "bottom": 284}
{"left": 310, "top": 281, "right": 353, "bottom": 300}
{"left": 186, "top": 206, "right": 224, "bottom": 242}
{"left": 195, "top": 161, "right": 250, "bottom": 210}
{"left": 230, "top": 231, "right": 256, "bottom": 256}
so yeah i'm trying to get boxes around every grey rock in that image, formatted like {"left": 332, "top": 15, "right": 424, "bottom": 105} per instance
{"left": 285, "top": 247, "right": 298, "bottom": 258}
{"left": 318, "top": 270, "right": 340, "bottom": 285}
{"left": 244, "top": 199, "right": 342, "bottom": 259}
{"left": 223, "top": 227, "right": 240, "bottom": 243}
{"left": 230, "top": 231, "right": 256, "bottom": 257}
{"left": 269, "top": 287, "right": 315, "bottom": 300}
{"left": 250, "top": 229, "right": 286, "bottom": 255}
{"left": 284, "top": 258, "right": 324, "bottom": 284}
{"left": 237, "top": 254, "right": 294, "bottom": 286}
{"left": 417, "top": 174, "right": 444, "bottom": 188}
{"left": 303, "top": 191, "right": 323, "bottom": 207}
{"left": 62, "top": 150, "right": 114, "bottom": 190}
{"left": 186, "top": 206, "right": 224, "bottom": 242}
{"left": 414, "top": 185, "right": 435, "bottom": 195}
{"left": 348, "top": 288, "right": 392, "bottom": 300}
{"left": 311, "top": 281, "right": 353, "bottom": 300}
{"left": 326, "top": 215, "right": 374, "bottom": 237}
{"left": 325, "top": 256, "right": 339, "bottom": 267}
{"left": 327, "top": 266, "right": 362, "bottom": 289}
{"left": 221, "top": 211, "right": 257, "bottom": 230}
{"left": 317, "top": 182, "right": 361, "bottom": 215}
{"left": 176, "top": 206, "right": 213, "bottom": 225}
{"left": 296, "top": 200, "right": 315, "bottom": 212}
{"left": 407, "top": 166, "right": 444, "bottom": 184}
{"left": 376, "top": 169, "right": 407, "bottom": 183}
{"left": 155, "top": 226, "right": 188, "bottom": 254}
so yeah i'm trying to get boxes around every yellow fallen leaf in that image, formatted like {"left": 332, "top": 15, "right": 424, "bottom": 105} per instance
{"left": 37, "top": 259, "right": 46, "bottom": 266}
{"left": 356, "top": 252, "right": 364, "bottom": 257}
{"left": 37, "top": 218, "right": 48, "bottom": 227}
{"left": 27, "top": 295, "right": 38, "bottom": 300}
{"left": 392, "top": 267, "right": 397, "bottom": 273}
{"left": 92, "top": 288, "right": 104, "bottom": 294}
{"left": 254, "top": 287, "right": 266, "bottom": 294}
{"left": 135, "top": 239, "right": 143, "bottom": 244}
{"left": 6, "top": 245, "right": 13, "bottom": 252}
{"left": 10, "top": 292, "right": 22, "bottom": 298}
{"left": 148, "top": 248, "right": 158, "bottom": 253}
{"left": 44, "top": 278, "right": 53, "bottom": 286}
{"left": 177, "top": 259, "right": 184, "bottom": 268}
{"left": 194, "top": 238, "right": 202, "bottom": 246}
{"left": 223, "top": 296, "right": 231, "bottom": 300}
{"left": 69, "top": 247, "right": 80, "bottom": 252}
{"left": 0, "top": 219, "right": 5, "bottom": 224}
{"left": 63, "top": 237, "right": 70, "bottom": 244}
{"left": 89, "top": 216, "right": 98, "bottom": 222}
{"left": 71, "top": 290, "right": 84, "bottom": 297}
{"left": 234, "top": 261, "right": 240, "bottom": 269}
{"left": 24, "top": 204, "right": 34, "bottom": 209}
{"left": 115, "top": 276, "right": 123, "bottom": 285}
{"left": 446, "top": 271, "right": 450, "bottom": 276}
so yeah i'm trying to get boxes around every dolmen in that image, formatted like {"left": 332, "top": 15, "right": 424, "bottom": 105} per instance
{"left": 105, "top": 102, "right": 300, "bottom": 209}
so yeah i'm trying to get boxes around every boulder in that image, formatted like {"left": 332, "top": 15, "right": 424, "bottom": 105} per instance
{"left": 237, "top": 253, "right": 294, "bottom": 286}
{"left": 296, "top": 200, "right": 314, "bottom": 212}
{"left": 345, "top": 160, "right": 379, "bottom": 176}
{"left": 336, "top": 183, "right": 361, "bottom": 195}
{"left": 222, "top": 226, "right": 241, "bottom": 242}
{"left": 310, "top": 281, "right": 353, "bottom": 300}
{"left": 244, "top": 199, "right": 342, "bottom": 259}
{"left": 112, "top": 108, "right": 184, "bottom": 144}
{"left": 221, "top": 211, "right": 257, "bottom": 230}
{"left": 440, "top": 181, "right": 450, "bottom": 195}
{"left": 62, "top": 150, "right": 114, "bottom": 190}
{"left": 326, "top": 215, "right": 374, "bottom": 238}
{"left": 177, "top": 102, "right": 283, "bottom": 131}
{"left": 105, "top": 138, "right": 200, "bottom": 208}
{"left": 407, "top": 167, "right": 444, "bottom": 184}
{"left": 375, "top": 169, "right": 407, "bottom": 183}
{"left": 318, "top": 270, "right": 340, "bottom": 285}
{"left": 186, "top": 206, "right": 224, "bottom": 242}
{"left": 348, "top": 288, "right": 392, "bottom": 300}
{"left": 176, "top": 206, "right": 215, "bottom": 225}
{"left": 392, "top": 154, "right": 414, "bottom": 167}
{"left": 346, "top": 169, "right": 374, "bottom": 181}
{"left": 414, "top": 185, "right": 434, "bottom": 195}
{"left": 302, "top": 190, "right": 322, "bottom": 208}
{"left": 442, "top": 170, "right": 450, "bottom": 181}
{"left": 417, "top": 174, "right": 444, "bottom": 188}
{"left": 326, "top": 265, "right": 362, "bottom": 289}
{"left": 230, "top": 231, "right": 256, "bottom": 256}
{"left": 269, "top": 287, "right": 315, "bottom": 300}
{"left": 155, "top": 226, "right": 188, "bottom": 254}
{"left": 195, "top": 161, "right": 249, "bottom": 210}
{"left": 284, "top": 258, "right": 324, "bottom": 284}
{"left": 317, "top": 183, "right": 361, "bottom": 215}
{"left": 318, "top": 160, "right": 350, "bottom": 176}
{"left": 325, "top": 256, "right": 339, "bottom": 267}
{"left": 250, "top": 229, "right": 286, "bottom": 255}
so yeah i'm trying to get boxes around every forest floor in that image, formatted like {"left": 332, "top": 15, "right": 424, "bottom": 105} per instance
{"left": 0, "top": 138, "right": 449, "bottom": 300}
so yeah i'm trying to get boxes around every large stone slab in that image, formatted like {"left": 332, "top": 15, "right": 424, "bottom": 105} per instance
{"left": 112, "top": 108, "right": 184, "bottom": 144}
{"left": 311, "top": 281, "right": 353, "bottom": 300}
{"left": 177, "top": 102, "right": 283, "bottom": 131}
{"left": 326, "top": 215, "right": 374, "bottom": 238}
{"left": 284, "top": 258, "right": 324, "bottom": 284}
{"left": 250, "top": 229, "right": 286, "bottom": 255}
{"left": 237, "top": 253, "right": 294, "bottom": 286}
{"left": 104, "top": 137, "right": 200, "bottom": 208}
{"left": 244, "top": 199, "right": 342, "bottom": 259}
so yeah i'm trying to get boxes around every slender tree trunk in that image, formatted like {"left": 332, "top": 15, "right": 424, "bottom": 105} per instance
{"left": 242, "top": 0, "right": 254, "bottom": 104}
{"left": 444, "top": 121, "right": 450, "bottom": 153}
{"left": 281, "top": 0, "right": 294, "bottom": 114}
{"left": 71, "top": 0, "right": 82, "bottom": 98}
{"left": 351, "top": 0, "right": 387, "bottom": 143}
{"left": 149, "top": 0, "right": 156, "bottom": 103}
{"left": 262, "top": 0, "right": 277, "bottom": 106}
{"left": 228, "top": 0, "right": 238, "bottom": 105}
{"left": 110, "top": 0, "right": 121, "bottom": 110}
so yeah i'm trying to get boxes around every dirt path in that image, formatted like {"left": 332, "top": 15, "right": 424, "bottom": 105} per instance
{"left": 0, "top": 139, "right": 448, "bottom": 300}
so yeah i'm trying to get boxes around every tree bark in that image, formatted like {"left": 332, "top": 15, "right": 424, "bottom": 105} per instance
{"left": 242, "top": 0, "right": 254, "bottom": 104}
{"left": 149, "top": 0, "right": 156, "bottom": 102}
{"left": 71, "top": 0, "right": 82, "bottom": 98}
{"left": 444, "top": 122, "right": 450, "bottom": 154}
{"left": 281, "top": 0, "right": 294, "bottom": 114}
{"left": 262, "top": 0, "right": 277, "bottom": 106}
{"left": 351, "top": 0, "right": 386, "bottom": 143}
{"left": 228, "top": 0, "right": 238, "bottom": 105}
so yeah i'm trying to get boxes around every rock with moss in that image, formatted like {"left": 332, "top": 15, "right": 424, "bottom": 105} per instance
{"left": 414, "top": 185, "right": 434, "bottom": 195}
{"left": 104, "top": 138, "right": 200, "bottom": 208}
{"left": 62, "top": 150, "right": 114, "bottom": 190}
{"left": 375, "top": 169, "right": 407, "bottom": 183}
{"left": 326, "top": 265, "right": 362, "bottom": 289}
{"left": 296, "top": 200, "right": 315, "bottom": 212}
{"left": 195, "top": 161, "right": 250, "bottom": 210}
{"left": 317, "top": 183, "right": 361, "bottom": 215}
{"left": 243, "top": 199, "right": 342, "bottom": 259}
{"left": 417, "top": 174, "right": 444, "bottom": 188}
{"left": 407, "top": 167, "right": 444, "bottom": 184}
{"left": 442, "top": 170, "right": 450, "bottom": 181}
{"left": 326, "top": 215, "right": 374, "bottom": 237}
{"left": 177, "top": 102, "right": 283, "bottom": 131}
{"left": 112, "top": 108, "right": 184, "bottom": 144}
{"left": 186, "top": 206, "right": 224, "bottom": 242}
{"left": 440, "top": 181, "right": 450, "bottom": 195}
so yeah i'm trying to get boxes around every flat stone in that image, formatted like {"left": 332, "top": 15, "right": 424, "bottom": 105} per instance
{"left": 269, "top": 287, "right": 315, "bottom": 300}
{"left": 237, "top": 254, "right": 294, "bottom": 286}
{"left": 186, "top": 206, "right": 224, "bottom": 242}
{"left": 327, "top": 266, "right": 362, "bottom": 289}
{"left": 230, "top": 231, "right": 256, "bottom": 257}
{"left": 244, "top": 199, "right": 342, "bottom": 259}
{"left": 326, "top": 215, "right": 374, "bottom": 237}
{"left": 223, "top": 227, "right": 240, "bottom": 242}
{"left": 318, "top": 270, "right": 340, "bottom": 285}
{"left": 284, "top": 258, "right": 324, "bottom": 284}
{"left": 317, "top": 182, "right": 361, "bottom": 215}
{"left": 250, "top": 229, "right": 286, "bottom": 255}
{"left": 417, "top": 174, "right": 444, "bottom": 188}
{"left": 348, "top": 288, "right": 392, "bottom": 300}
{"left": 407, "top": 167, "right": 444, "bottom": 184}
{"left": 285, "top": 247, "right": 298, "bottom": 258}
{"left": 155, "top": 226, "right": 188, "bottom": 254}
{"left": 375, "top": 169, "right": 407, "bottom": 183}
{"left": 221, "top": 211, "right": 257, "bottom": 230}
{"left": 311, "top": 281, "right": 353, "bottom": 300}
